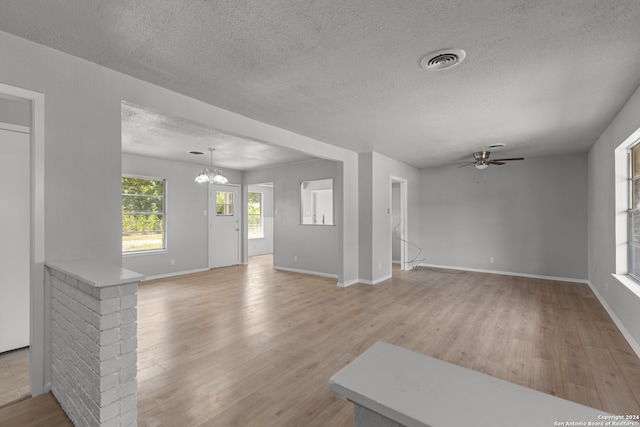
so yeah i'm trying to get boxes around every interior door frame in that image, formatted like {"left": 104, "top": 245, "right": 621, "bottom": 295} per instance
{"left": 0, "top": 83, "right": 46, "bottom": 396}
{"left": 208, "top": 183, "right": 241, "bottom": 268}
{"left": 390, "top": 176, "right": 408, "bottom": 271}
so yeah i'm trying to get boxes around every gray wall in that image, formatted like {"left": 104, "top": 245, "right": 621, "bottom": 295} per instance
{"left": 122, "top": 154, "right": 241, "bottom": 277}
{"left": 588, "top": 82, "right": 640, "bottom": 350}
{"left": 419, "top": 153, "right": 588, "bottom": 280}
{"left": 248, "top": 184, "right": 274, "bottom": 256}
{"left": 245, "top": 159, "right": 341, "bottom": 277}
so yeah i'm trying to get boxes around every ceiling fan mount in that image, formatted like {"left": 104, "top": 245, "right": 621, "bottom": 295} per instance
{"left": 456, "top": 150, "right": 524, "bottom": 169}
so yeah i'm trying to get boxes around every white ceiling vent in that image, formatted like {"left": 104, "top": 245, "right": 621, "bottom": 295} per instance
{"left": 420, "top": 48, "right": 466, "bottom": 71}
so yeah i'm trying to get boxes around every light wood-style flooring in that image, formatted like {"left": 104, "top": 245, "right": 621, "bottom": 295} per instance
{"left": 0, "top": 347, "right": 29, "bottom": 408}
{"left": 2, "top": 254, "right": 640, "bottom": 426}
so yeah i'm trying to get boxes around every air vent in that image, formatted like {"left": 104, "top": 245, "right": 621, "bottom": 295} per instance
{"left": 188, "top": 151, "right": 205, "bottom": 155}
{"left": 420, "top": 48, "right": 466, "bottom": 71}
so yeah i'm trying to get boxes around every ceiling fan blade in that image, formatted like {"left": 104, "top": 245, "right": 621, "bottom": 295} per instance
{"left": 489, "top": 161, "right": 505, "bottom": 165}
{"left": 446, "top": 160, "right": 475, "bottom": 165}
{"left": 457, "top": 162, "right": 475, "bottom": 168}
{"left": 491, "top": 157, "right": 524, "bottom": 162}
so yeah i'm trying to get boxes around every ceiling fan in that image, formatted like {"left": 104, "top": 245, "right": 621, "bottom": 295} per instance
{"left": 455, "top": 151, "right": 524, "bottom": 170}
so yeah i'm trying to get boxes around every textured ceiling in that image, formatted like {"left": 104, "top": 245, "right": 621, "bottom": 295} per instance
{"left": 1, "top": 1, "right": 640, "bottom": 167}
{"left": 121, "top": 102, "right": 318, "bottom": 170}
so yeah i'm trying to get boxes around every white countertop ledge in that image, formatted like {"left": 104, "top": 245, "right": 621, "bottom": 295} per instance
{"left": 329, "top": 341, "right": 617, "bottom": 427}
{"left": 46, "top": 258, "right": 145, "bottom": 288}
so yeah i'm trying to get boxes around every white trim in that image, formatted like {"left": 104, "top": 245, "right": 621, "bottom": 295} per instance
{"left": 590, "top": 278, "right": 640, "bottom": 358}
{"left": 612, "top": 273, "right": 640, "bottom": 299}
{"left": 614, "top": 127, "right": 640, "bottom": 275}
{"left": 417, "top": 263, "right": 589, "bottom": 284}
{"left": 338, "top": 279, "right": 359, "bottom": 288}
{"left": 273, "top": 265, "right": 338, "bottom": 280}
{"left": 0, "top": 121, "right": 30, "bottom": 134}
{"left": 358, "top": 274, "right": 393, "bottom": 285}
{"left": 390, "top": 176, "right": 408, "bottom": 271}
{"left": 142, "top": 268, "right": 210, "bottom": 281}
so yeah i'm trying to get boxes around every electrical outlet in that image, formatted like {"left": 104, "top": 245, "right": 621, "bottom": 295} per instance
{"left": 378, "top": 263, "right": 382, "bottom": 270}
{"left": 203, "top": 210, "right": 207, "bottom": 216}
{"left": 171, "top": 259, "right": 175, "bottom": 266}
{"left": 294, "top": 255, "right": 297, "bottom": 262}
{"left": 489, "top": 257, "right": 494, "bottom": 263}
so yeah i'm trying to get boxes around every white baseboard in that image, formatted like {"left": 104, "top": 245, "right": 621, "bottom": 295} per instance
{"left": 417, "top": 263, "right": 589, "bottom": 284}
{"left": 587, "top": 280, "right": 640, "bottom": 358}
{"left": 338, "top": 279, "right": 359, "bottom": 288}
{"left": 142, "top": 268, "right": 210, "bottom": 281}
{"left": 358, "top": 274, "right": 393, "bottom": 286}
{"left": 273, "top": 266, "right": 338, "bottom": 280}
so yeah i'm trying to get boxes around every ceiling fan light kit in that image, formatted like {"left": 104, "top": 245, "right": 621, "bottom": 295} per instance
{"left": 455, "top": 150, "right": 524, "bottom": 169}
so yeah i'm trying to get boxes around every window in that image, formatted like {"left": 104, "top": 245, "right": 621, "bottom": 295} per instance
{"left": 300, "top": 179, "right": 334, "bottom": 225}
{"left": 629, "top": 144, "right": 640, "bottom": 279}
{"left": 248, "top": 192, "right": 263, "bottom": 239}
{"left": 216, "top": 191, "right": 234, "bottom": 215}
{"left": 122, "top": 176, "right": 165, "bottom": 253}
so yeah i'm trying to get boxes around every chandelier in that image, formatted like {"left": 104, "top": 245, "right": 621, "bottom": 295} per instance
{"left": 195, "top": 148, "right": 228, "bottom": 184}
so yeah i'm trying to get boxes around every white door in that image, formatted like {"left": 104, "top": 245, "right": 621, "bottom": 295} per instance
{"left": 0, "top": 124, "right": 30, "bottom": 353}
{"left": 209, "top": 184, "right": 241, "bottom": 268}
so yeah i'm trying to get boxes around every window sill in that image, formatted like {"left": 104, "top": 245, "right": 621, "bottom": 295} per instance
{"left": 612, "top": 274, "right": 640, "bottom": 299}
{"left": 123, "top": 249, "right": 168, "bottom": 257}
{"left": 248, "top": 237, "right": 264, "bottom": 240}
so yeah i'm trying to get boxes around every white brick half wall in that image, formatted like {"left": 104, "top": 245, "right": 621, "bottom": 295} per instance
{"left": 46, "top": 260, "right": 144, "bottom": 427}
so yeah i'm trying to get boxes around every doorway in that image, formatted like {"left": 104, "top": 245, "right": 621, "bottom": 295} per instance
{"left": 0, "top": 83, "right": 45, "bottom": 400}
{"left": 209, "top": 184, "right": 241, "bottom": 268}
{"left": 391, "top": 176, "right": 408, "bottom": 271}
{"left": 247, "top": 182, "right": 274, "bottom": 262}
{"left": 0, "top": 121, "right": 30, "bottom": 406}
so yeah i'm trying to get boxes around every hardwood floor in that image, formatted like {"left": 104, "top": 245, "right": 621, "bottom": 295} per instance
{"left": 0, "top": 392, "right": 71, "bottom": 427}
{"left": 0, "top": 347, "right": 29, "bottom": 408}
{"left": 2, "top": 254, "right": 640, "bottom": 426}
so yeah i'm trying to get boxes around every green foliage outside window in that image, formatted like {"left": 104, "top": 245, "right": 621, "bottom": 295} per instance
{"left": 216, "top": 191, "right": 234, "bottom": 215}
{"left": 248, "top": 192, "right": 262, "bottom": 238}
{"left": 122, "top": 177, "right": 165, "bottom": 252}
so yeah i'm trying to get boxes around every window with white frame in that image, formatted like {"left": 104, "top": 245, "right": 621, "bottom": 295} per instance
{"left": 629, "top": 144, "right": 640, "bottom": 280}
{"left": 248, "top": 192, "right": 263, "bottom": 239}
{"left": 122, "top": 176, "right": 166, "bottom": 253}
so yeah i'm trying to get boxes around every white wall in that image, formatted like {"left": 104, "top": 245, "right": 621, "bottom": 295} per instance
{"left": 588, "top": 83, "right": 640, "bottom": 350}
{"left": 419, "top": 153, "right": 588, "bottom": 280}
{"left": 248, "top": 184, "right": 274, "bottom": 256}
